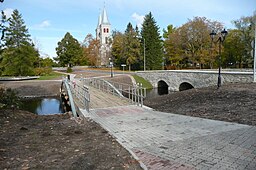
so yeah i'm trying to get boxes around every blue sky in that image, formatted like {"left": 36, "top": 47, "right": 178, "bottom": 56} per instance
{"left": 1, "top": 0, "right": 255, "bottom": 58}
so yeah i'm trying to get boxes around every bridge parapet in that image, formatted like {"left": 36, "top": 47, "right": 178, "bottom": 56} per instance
{"left": 136, "top": 70, "right": 253, "bottom": 91}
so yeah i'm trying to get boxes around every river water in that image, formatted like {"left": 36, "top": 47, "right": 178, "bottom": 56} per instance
{"left": 21, "top": 97, "right": 64, "bottom": 115}
{"left": 145, "top": 87, "right": 169, "bottom": 99}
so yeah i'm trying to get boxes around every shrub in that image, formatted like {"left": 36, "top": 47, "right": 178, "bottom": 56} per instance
{"left": 67, "top": 67, "right": 72, "bottom": 73}
{"left": 0, "top": 88, "right": 20, "bottom": 109}
{"left": 34, "top": 67, "right": 52, "bottom": 76}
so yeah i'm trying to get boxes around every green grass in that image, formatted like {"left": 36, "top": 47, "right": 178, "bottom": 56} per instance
{"left": 37, "top": 72, "right": 65, "bottom": 80}
{"left": 132, "top": 75, "right": 153, "bottom": 89}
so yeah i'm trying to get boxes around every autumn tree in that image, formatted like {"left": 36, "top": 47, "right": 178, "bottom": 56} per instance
{"left": 0, "top": 9, "right": 39, "bottom": 76}
{"left": 164, "top": 17, "right": 223, "bottom": 69}
{"left": 163, "top": 25, "right": 183, "bottom": 68}
{"left": 82, "top": 34, "right": 100, "bottom": 66}
{"left": 182, "top": 17, "right": 217, "bottom": 68}
{"left": 55, "top": 32, "right": 83, "bottom": 67}
{"left": 141, "top": 12, "right": 163, "bottom": 70}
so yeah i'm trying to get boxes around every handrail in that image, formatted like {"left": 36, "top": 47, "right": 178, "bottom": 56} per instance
{"left": 82, "top": 77, "right": 146, "bottom": 107}
{"left": 70, "top": 80, "right": 90, "bottom": 113}
{"left": 62, "top": 79, "right": 77, "bottom": 118}
{"left": 108, "top": 80, "right": 146, "bottom": 107}
{"left": 82, "top": 78, "right": 124, "bottom": 98}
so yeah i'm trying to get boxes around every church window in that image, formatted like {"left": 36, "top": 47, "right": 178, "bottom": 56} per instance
{"left": 104, "top": 28, "right": 106, "bottom": 33}
{"left": 107, "top": 28, "right": 109, "bottom": 33}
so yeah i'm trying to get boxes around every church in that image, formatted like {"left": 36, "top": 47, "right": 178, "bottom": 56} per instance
{"left": 96, "top": 7, "right": 111, "bottom": 66}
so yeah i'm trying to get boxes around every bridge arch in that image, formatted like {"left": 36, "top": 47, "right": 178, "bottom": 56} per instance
{"left": 157, "top": 80, "right": 169, "bottom": 95}
{"left": 179, "top": 82, "right": 194, "bottom": 91}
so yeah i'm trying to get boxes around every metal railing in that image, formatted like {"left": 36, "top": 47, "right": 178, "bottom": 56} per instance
{"left": 82, "top": 77, "right": 146, "bottom": 107}
{"left": 69, "top": 80, "right": 90, "bottom": 113}
{"left": 61, "top": 79, "right": 78, "bottom": 117}
{"left": 82, "top": 78, "right": 124, "bottom": 98}
{"left": 108, "top": 80, "right": 146, "bottom": 107}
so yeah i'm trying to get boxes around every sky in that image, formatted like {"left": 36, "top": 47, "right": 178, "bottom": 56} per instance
{"left": 1, "top": 0, "right": 256, "bottom": 58}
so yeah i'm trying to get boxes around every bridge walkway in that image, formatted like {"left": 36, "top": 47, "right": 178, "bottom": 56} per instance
{"left": 89, "top": 85, "right": 131, "bottom": 109}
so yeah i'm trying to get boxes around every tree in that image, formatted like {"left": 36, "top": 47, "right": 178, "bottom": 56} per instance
{"left": 40, "top": 57, "right": 54, "bottom": 67}
{"left": 0, "top": 11, "right": 7, "bottom": 75}
{"left": 180, "top": 17, "right": 221, "bottom": 68}
{"left": 111, "top": 30, "right": 125, "bottom": 68}
{"left": 141, "top": 12, "right": 163, "bottom": 70}
{"left": 82, "top": 34, "right": 100, "bottom": 66}
{"left": 1, "top": 45, "right": 38, "bottom": 76}
{"left": 163, "top": 25, "right": 183, "bottom": 68}
{"left": 229, "top": 13, "right": 256, "bottom": 67}
{"left": 0, "top": 11, "right": 7, "bottom": 47}
{"left": 0, "top": 9, "right": 39, "bottom": 76}
{"left": 55, "top": 32, "right": 83, "bottom": 67}
{"left": 222, "top": 29, "right": 245, "bottom": 68}
{"left": 164, "top": 17, "right": 223, "bottom": 69}
{"left": 4, "top": 10, "right": 31, "bottom": 48}
{"left": 124, "top": 23, "right": 141, "bottom": 71}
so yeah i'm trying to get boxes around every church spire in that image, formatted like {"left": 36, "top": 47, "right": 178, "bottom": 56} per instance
{"left": 97, "top": 9, "right": 102, "bottom": 27}
{"left": 102, "top": 7, "right": 110, "bottom": 25}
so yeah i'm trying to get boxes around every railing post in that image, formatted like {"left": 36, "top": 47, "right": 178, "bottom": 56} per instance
{"left": 132, "top": 87, "right": 134, "bottom": 104}
{"left": 140, "top": 83, "right": 143, "bottom": 107}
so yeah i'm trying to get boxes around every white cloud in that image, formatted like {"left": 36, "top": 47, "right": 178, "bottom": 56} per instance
{"left": 131, "top": 12, "right": 144, "bottom": 28}
{"left": 3, "top": 8, "right": 14, "bottom": 19}
{"left": 38, "top": 20, "right": 51, "bottom": 28}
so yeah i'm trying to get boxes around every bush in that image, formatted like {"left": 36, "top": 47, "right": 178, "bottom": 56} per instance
{"left": 0, "top": 88, "right": 20, "bottom": 109}
{"left": 34, "top": 67, "right": 52, "bottom": 76}
{"left": 67, "top": 67, "right": 72, "bottom": 73}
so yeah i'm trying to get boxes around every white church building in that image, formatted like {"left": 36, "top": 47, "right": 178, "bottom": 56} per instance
{"left": 96, "top": 7, "right": 111, "bottom": 66}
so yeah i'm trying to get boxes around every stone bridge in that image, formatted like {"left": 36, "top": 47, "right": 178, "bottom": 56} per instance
{"left": 136, "top": 70, "right": 254, "bottom": 91}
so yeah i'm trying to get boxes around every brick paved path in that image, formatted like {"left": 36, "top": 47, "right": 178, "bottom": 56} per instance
{"left": 81, "top": 105, "right": 256, "bottom": 170}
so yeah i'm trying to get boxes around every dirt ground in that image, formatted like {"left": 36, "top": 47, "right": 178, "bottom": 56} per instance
{"left": 144, "top": 83, "right": 256, "bottom": 126}
{"left": 0, "top": 80, "right": 142, "bottom": 170}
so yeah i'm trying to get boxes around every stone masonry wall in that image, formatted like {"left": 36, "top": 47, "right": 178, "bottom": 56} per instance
{"left": 136, "top": 70, "right": 253, "bottom": 91}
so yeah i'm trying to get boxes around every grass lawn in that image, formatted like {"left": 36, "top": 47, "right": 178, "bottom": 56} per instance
{"left": 37, "top": 72, "right": 65, "bottom": 80}
{"left": 132, "top": 75, "right": 153, "bottom": 89}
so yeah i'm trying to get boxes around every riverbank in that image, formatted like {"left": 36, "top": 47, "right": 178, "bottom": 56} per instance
{"left": 144, "top": 82, "right": 256, "bottom": 126}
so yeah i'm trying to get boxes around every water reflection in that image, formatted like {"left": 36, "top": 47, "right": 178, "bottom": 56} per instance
{"left": 21, "top": 98, "right": 64, "bottom": 115}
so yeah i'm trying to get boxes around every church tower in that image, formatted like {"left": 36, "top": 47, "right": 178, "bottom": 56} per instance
{"left": 96, "top": 7, "right": 111, "bottom": 66}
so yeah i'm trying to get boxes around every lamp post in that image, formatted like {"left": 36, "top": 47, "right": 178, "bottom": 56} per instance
{"left": 210, "top": 29, "right": 228, "bottom": 88}
{"left": 109, "top": 57, "right": 113, "bottom": 78}
{"left": 254, "top": 15, "right": 256, "bottom": 82}
{"left": 143, "top": 38, "right": 146, "bottom": 71}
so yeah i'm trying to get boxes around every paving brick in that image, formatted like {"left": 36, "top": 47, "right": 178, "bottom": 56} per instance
{"left": 81, "top": 105, "right": 256, "bottom": 170}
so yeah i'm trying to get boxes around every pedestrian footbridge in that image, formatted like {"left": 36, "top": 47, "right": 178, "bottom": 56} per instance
{"left": 60, "top": 77, "right": 146, "bottom": 118}
{"left": 60, "top": 76, "right": 256, "bottom": 170}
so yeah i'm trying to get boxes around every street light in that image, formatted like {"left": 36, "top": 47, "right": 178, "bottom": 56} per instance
{"left": 109, "top": 57, "right": 113, "bottom": 78}
{"left": 210, "top": 29, "right": 228, "bottom": 88}
{"left": 143, "top": 38, "right": 146, "bottom": 71}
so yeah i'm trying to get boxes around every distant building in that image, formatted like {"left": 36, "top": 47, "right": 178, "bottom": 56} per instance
{"left": 96, "top": 7, "right": 111, "bottom": 66}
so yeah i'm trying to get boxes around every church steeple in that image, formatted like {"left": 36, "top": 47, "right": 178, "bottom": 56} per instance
{"left": 102, "top": 8, "right": 110, "bottom": 25}
{"left": 97, "top": 10, "right": 102, "bottom": 27}
{"left": 95, "top": 6, "right": 111, "bottom": 66}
